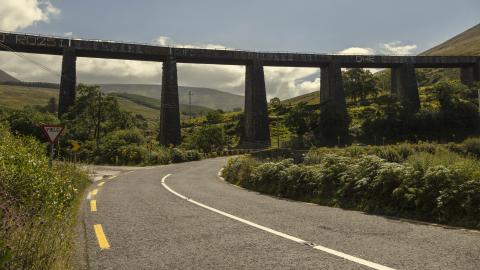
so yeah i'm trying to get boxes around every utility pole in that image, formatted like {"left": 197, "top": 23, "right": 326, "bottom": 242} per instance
{"left": 277, "top": 116, "right": 280, "bottom": 149}
{"left": 188, "top": 90, "right": 192, "bottom": 121}
{"left": 478, "top": 88, "right": 480, "bottom": 118}
{"left": 477, "top": 88, "right": 480, "bottom": 129}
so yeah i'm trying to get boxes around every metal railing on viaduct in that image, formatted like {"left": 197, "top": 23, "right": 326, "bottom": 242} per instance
{"left": 1, "top": 31, "right": 479, "bottom": 147}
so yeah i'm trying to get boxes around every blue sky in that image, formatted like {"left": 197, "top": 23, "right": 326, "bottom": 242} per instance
{"left": 0, "top": 0, "right": 479, "bottom": 99}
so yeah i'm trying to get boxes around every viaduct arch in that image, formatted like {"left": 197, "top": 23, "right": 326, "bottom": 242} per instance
{"left": 1, "top": 32, "right": 479, "bottom": 147}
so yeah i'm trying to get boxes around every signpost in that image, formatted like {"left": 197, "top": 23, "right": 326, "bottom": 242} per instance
{"left": 41, "top": 125, "right": 64, "bottom": 167}
{"left": 69, "top": 140, "right": 81, "bottom": 163}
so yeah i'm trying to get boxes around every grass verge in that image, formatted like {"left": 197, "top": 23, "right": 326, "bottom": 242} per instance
{"left": 0, "top": 125, "right": 90, "bottom": 269}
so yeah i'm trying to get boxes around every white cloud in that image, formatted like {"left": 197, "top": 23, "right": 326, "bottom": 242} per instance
{"left": 338, "top": 47, "right": 375, "bottom": 55}
{"left": 154, "top": 36, "right": 230, "bottom": 50}
{"left": 264, "top": 67, "right": 319, "bottom": 100}
{"left": 0, "top": 0, "right": 60, "bottom": 31}
{"left": 380, "top": 41, "right": 417, "bottom": 55}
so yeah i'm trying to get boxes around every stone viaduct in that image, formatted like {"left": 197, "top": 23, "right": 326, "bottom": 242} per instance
{"left": 1, "top": 32, "right": 479, "bottom": 147}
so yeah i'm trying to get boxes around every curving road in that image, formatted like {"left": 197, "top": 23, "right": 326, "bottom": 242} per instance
{"left": 79, "top": 157, "right": 480, "bottom": 270}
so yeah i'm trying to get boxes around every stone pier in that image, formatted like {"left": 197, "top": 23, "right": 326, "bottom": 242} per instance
{"left": 391, "top": 63, "right": 420, "bottom": 111}
{"left": 460, "top": 61, "right": 480, "bottom": 85}
{"left": 158, "top": 56, "right": 181, "bottom": 146}
{"left": 320, "top": 62, "right": 347, "bottom": 112}
{"left": 58, "top": 47, "right": 77, "bottom": 117}
{"left": 243, "top": 60, "right": 270, "bottom": 147}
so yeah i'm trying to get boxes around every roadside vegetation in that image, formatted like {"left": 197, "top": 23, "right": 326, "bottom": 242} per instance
{"left": 223, "top": 139, "right": 480, "bottom": 229}
{"left": 0, "top": 124, "right": 90, "bottom": 269}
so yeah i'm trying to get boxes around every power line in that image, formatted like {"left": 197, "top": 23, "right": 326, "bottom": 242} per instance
{"left": 0, "top": 41, "right": 74, "bottom": 82}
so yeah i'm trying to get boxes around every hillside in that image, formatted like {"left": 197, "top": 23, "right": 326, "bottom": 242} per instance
{"left": 421, "top": 23, "right": 480, "bottom": 56}
{"left": 0, "top": 84, "right": 202, "bottom": 121}
{"left": 0, "top": 70, "right": 20, "bottom": 83}
{"left": 110, "top": 92, "right": 213, "bottom": 115}
{"left": 99, "top": 84, "right": 244, "bottom": 111}
{"left": 281, "top": 91, "right": 319, "bottom": 105}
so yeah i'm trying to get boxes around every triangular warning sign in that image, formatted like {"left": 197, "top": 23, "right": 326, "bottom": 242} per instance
{"left": 41, "top": 125, "right": 65, "bottom": 144}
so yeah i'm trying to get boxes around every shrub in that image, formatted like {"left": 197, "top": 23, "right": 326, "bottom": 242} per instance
{"left": 171, "top": 148, "right": 202, "bottom": 163}
{"left": 223, "top": 148, "right": 480, "bottom": 229}
{"left": 148, "top": 147, "right": 173, "bottom": 165}
{"left": 184, "top": 150, "right": 202, "bottom": 161}
{"left": 183, "top": 125, "right": 227, "bottom": 153}
{"left": 222, "top": 157, "right": 258, "bottom": 186}
{"left": 0, "top": 125, "right": 90, "bottom": 269}
{"left": 462, "top": 137, "right": 480, "bottom": 158}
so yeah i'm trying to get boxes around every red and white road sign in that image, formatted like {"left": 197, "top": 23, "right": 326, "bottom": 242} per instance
{"left": 41, "top": 125, "right": 65, "bottom": 144}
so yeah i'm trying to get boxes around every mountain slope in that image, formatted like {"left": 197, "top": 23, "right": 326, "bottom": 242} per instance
{"left": 0, "top": 85, "right": 204, "bottom": 121}
{"left": 421, "top": 23, "right": 480, "bottom": 56}
{"left": 110, "top": 92, "right": 213, "bottom": 115}
{"left": 99, "top": 84, "right": 244, "bottom": 111}
{"left": 281, "top": 91, "right": 319, "bottom": 105}
{"left": 0, "top": 70, "right": 20, "bottom": 83}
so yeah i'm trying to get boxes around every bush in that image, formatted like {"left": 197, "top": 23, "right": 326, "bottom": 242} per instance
{"left": 0, "top": 125, "right": 90, "bottom": 269}
{"left": 223, "top": 149, "right": 480, "bottom": 229}
{"left": 171, "top": 148, "right": 202, "bottom": 163}
{"left": 462, "top": 137, "right": 480, "bottom": 158}
{"left": 183, "top": 125, "right": 227, "bottom": 153}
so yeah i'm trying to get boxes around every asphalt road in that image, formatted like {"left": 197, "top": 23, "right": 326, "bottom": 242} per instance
{"left": 80, "top": 157, "right": 480, "bottom": 270}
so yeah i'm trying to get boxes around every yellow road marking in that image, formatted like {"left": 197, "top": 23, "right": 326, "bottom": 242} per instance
{"left": 90, "top": 200, "right": 97, "bottom": 212}
{"left": 94, "top": 224, "right": 110, "bottom": 250}
{"left": 98, "top": 182, "right": 105, "bottom": 187}
{"left": 91, "top": 189, "right": 99, "bottom": 195}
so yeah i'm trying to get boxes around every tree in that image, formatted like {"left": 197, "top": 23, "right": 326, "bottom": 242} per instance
{"left": 270, "top": 97, "right": 286, "bottom": 114}
{"left": 284, "top": 102, "right": 318, "bottom": 137}
{"left": 206, "top": 110, "right": 224, "bottom": 124}
{"left": 344, "top": 68, "right": 379, "bottom": 103}
{"left": 44, "top": 97, "right": 57, "bottom": 113}
{"left": 62, "top": 84, "right": 145, "bottom": 145}
{"left": 184, "top": 125, "right": 227, "bottom": 152}
{"left": 316, "top": 103, "right": 350, "bottom": 145}
{"left": 271, "top": 117, "right": 289, "bottom": 148}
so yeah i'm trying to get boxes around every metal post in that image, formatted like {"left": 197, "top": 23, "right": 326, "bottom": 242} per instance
{"left": 277, "top": 116, "right": 280, "bottom": 149}
{"left": 49, "top": 143, "right": 54, "bottom": 167}
{"left": 477, "top": 88, "right": 480, "bottom": 130}
{"left": 188, "top": 90, "right": 192, "bottom": 120}
{"left": 478, "top": 88, "right": 480, "bottom": 117}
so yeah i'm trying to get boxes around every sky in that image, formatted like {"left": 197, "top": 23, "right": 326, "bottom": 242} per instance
{"left": 0, "top": 0, "right": 479, "bottom": 99}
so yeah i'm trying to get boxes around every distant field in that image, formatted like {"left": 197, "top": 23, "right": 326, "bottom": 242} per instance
{"left": 111, "top": 92, "right": 213, "bottom": 115}
{"left": 0, "top": 85, "right": 58, "bottom": 109}
{"left": 0, "top": 84, "right": 204, "bottom": 121}
{"left": 281, "top": 91, "right": 319, "bottom": 105}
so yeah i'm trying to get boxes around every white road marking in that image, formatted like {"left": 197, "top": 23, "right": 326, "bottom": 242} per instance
{"left": 161, "top": 174, "right": 395, "bottom": 270}
{"left": 87, "top": 192, "right": 92, "bottom": 200}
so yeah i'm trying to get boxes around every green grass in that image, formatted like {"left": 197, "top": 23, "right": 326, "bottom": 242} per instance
{"left": 0, "top": 84, "right": 216, "bottom": 123}
{"left": 110, "top": 92, "right": 213, "bottom": 115}
{"left": 114, "top": 96, "right": 160, "bottom": 121}
{"left": 0, "top": 125, "right": 90, "bottom": 269}
{"left": 0, "top": 85, "right": 58, "bottom": 109}
{"left": 281, "top": 91, "right": 319, "bottom": 105}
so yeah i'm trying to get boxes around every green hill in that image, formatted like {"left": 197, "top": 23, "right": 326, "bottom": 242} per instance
{"left": 282, "top": 91, "right": 319, "bottom": 105}
{"left": 99, "top": 84, "right": 244, "bottom": 111}
{"left": 110, "top": 92, "right": 213, "bottom": 115}
{"left": 0, "top": 84, "right": 209, "bottom": 121}
{"left": 0, "top": 70, "right": 20, "bottom": 83}
{"left": 421, "top": 23, "right": 480, "bottom": 56}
